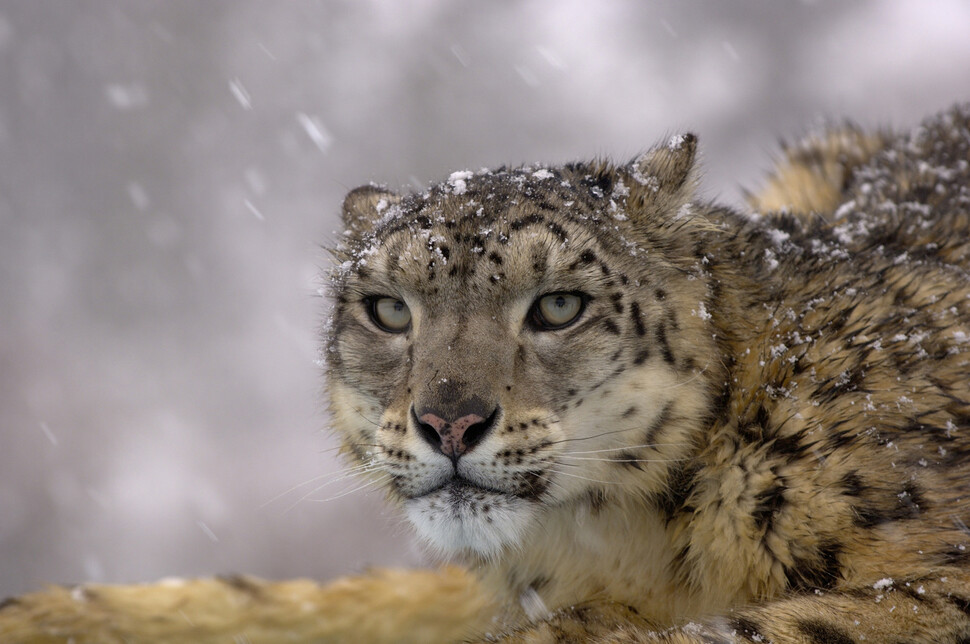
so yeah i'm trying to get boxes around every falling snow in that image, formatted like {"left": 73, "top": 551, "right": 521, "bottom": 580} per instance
{"left": 4, "top": 0, "right": 970, "bottom": 608}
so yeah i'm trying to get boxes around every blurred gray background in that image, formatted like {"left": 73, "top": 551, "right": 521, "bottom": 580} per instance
{"left": 1, "top": 0, "right": 969, "bottom": 598}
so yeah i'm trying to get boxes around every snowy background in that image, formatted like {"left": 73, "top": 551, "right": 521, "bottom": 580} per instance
{"left": 2, "top": 1, "right": 969, "bottom": 598}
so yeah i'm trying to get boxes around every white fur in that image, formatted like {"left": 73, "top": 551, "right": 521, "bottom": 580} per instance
{"left": 405, "top": 483, "right": 537, "bottom": 558}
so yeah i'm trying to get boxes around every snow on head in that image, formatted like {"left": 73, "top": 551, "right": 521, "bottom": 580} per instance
{"left": 532, "top": 169, "right": 554, "bottom": 180}
{"left": 668, "top": 133, "right": 688, "bottom": 150}
{"left": 448, "top": 170, "right": 474, "bottom": 194}
{"left": 873, "top": 577, "right": 894, "bottom": 591}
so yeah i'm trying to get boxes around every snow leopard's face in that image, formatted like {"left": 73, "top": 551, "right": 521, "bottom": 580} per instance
{"left": 326, "top": 139, "right": 719, "bottom": 557}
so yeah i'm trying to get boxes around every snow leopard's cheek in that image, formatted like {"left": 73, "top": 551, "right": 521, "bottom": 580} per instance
{"left": 326, "top": 305, "right": 414, "bottom": 408}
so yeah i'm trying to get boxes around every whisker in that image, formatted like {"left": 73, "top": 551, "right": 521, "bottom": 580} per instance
{"left": 261, "top": 473, "right": 340, "bottom": 508}
{"left": 316, "top": 441, "right": 384, "bottom": 455}
{"left": 262, "top": 461, "right": 389, "bottom": 508}
{"left": 277, "top": 464, "right": 389, "bottom": 513}
{"left": 659, "top": 360, "right": 711, "bottom": 390}
{"left": 546, "top": 467, "right": 625, "bottom": 486}
{"left": 560, "top": 442, "right": 686, "bottom": 456}
{"left": 315, "top": 443, "right": 347, "bottom": 455}
{"left": 557, "top": 455, "right": 686, "bottom": 464}
{"left": 308, "top": 475, "right": 392, "bottom": 504}
{"left": 349, "top": 406, "right": 382, "bottom": 428}
{"left": 543, "top": 426, "right": 643, "bottom": 446}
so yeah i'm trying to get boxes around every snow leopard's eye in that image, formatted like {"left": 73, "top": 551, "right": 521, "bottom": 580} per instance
{"left": 367, "top": 296, "right": 411, "bottom": 333}
{"left": 529, "top": 292, "right": 586, "bottom": 331}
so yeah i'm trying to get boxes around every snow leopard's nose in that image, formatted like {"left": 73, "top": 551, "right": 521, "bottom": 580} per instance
{"left": 413, "top": 405, "right": 499, "bottom": 462}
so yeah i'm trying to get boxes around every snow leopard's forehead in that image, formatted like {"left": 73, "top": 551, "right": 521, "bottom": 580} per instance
{"left": 375, "top": 163, "right": 627, "bottom": 235}
{"left": 333, "top": 162, "right": 650, "bottom": 301}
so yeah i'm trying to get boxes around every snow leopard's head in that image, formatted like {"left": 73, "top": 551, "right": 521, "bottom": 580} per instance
{"left": 326, "top": 136, "right": 722, "bottom": 558}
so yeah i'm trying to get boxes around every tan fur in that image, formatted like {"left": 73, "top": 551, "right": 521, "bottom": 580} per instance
{"left": 748, "top": 127, "right": 888, "bottom": 215}
{"left": 0, "top": 567, "right": 493, "bottom": 643}
{"left": 3, "top": 105, "right": 969, "bottom": 643}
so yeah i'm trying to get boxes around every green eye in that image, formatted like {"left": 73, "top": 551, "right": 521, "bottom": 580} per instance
{"left": 530, "top": 292, "right": 585, "bottom": 330}
{"left": 368, "top": 297, "right": 411, "bottom": 333}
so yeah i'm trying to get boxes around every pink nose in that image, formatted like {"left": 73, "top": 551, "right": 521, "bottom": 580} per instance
{"left": 417, "top": 412, "right": 486, "bottom": 459}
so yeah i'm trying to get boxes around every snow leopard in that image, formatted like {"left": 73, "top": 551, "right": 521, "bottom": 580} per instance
{"left": 324, "top": 103, "right": 970, "bottom": 643}
{"left": 2, "top": 105, "right": 968, "bottom": 644}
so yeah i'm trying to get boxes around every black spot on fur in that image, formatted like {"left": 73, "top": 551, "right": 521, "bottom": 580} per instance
{"left": 644, "top": 401, "right": 674, "bottom": 445}
{"left": 785, "top": 540, "right": 843, "bottom": 591}
{"left": 529, "top": 575, "right": 550, "bottom": 592}
{"left": 852, "top": 504, "right": 889, "bottom": 529}
{"left": 947, "top": 594, "right": 970, "bottom": 617}
{"left": 768, "top": 432, "right": 807, "bottom": 460}
{"left": 531, "top": 250, "right": 548, "bottom": 274}
{"left": 826, "top": 427, "right": 856, "bottom": 451}
{"left": 655, "top": 464, "right": 698, "bottom": 521}
{"left": 568, "top": 249, "right": 598, "bottom": 271}
{"left": 667, "top": 309, "right": 680, "bottom": 331}
{"left": 840, "top": 471, "right": 866, "bottom": 497}
{"left": 488, "top": 251, "right": 503, "bottom": 265}
{"left": 655, "top": 322, "right": 675, "bottom": 364}
{"left": 603, "top": 319, "right": 621, "bottom": 335}
{"left": 622, "top": 406, "right": 638, "bottom": 418}
{"left": 827, "top": 306, "right": 854, "bottom": 334}
{"left": 546, "top": 221, "right": 569, "bottom": 242}
{"left": 729, "top": 616, "right": 767, "bottom": 642}
{"left": 612, "top": 451, "right": 644, "bottom": 470}
{"left": 509, "top": 213, "right": 544, "bottom": 231}
{"left": 609, "top": 292, "right": 624, "bottom": 313}
{"left": 752, "top": 482, "right": 787, "bottom": 532}
{"left": 894, "top": 481, "right": 925, "bottom": 519}
{"left": 586, "top": 489, "right": 609, "bottom": 515}
{"left": 939, "top": 545, "right": 970, "bottom": 566}
{"left": 633, "top": 349, "right": 650, "bottom": 365}
{"left": 704, "top": 384, "right": 732, "bottom": 426}
{"left": 740, "top": 406, "right": 775, "bottom": 444}
{"left": 655, "top": 288, "right": 667, "bottom": 300}
{"left": 534, "top": 198, "right": 559, "bottom": 212}
{"left": 669, "top": 543, "right": 693, "bottom": 584}
{"left": 896, "top": 583, "right": 928, "bottom": 603}
{"left": 853, "top": 481, "right": 926, "bottom": 528}
{"left": 630, "top": 301, "right": 646, "bottom": 336}
{"left": 795, "top": 619, "right": 854, "bottom": 644}
{"left": 516, "top": 471, "right": 548, "bottom": 501}
{"left": 582, "top": 172, "right": 613, "bottom": 197}
{"left": 755, "top": 405, "right": 770, "bottom": 428}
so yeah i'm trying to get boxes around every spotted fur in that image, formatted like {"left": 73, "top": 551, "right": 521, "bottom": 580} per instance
{"left": 326, "top": 104, "right": 970, "bottom": 642}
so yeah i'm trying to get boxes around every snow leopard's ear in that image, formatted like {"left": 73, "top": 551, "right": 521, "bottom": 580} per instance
{"left": 341, "top": 185, "right": 401, "bottom": 234}
{"left": 624, "top": 133, "right": 698, "bottom": 223}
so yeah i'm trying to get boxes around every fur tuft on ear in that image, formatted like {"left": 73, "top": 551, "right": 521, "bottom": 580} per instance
{"left": 341, "top": 185, "right": 401, "bottom": 234}
{"left": 624, "top": 133, "right": 699, "bottom": 224}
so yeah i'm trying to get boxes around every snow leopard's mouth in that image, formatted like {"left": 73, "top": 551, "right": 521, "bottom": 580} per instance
{"left": 425, "top": 476, "right": 514, "bottom": 502}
